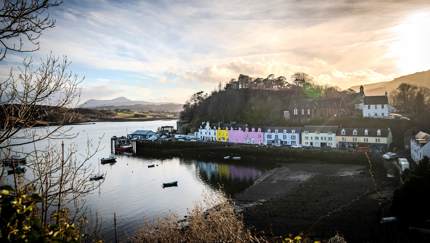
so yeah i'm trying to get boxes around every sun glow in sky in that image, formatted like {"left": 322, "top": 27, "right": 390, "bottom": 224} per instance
{"left": 390, "top": 12, "right": 430, "bottom": 74}
{"left": 1, "top": 0, "right": 430, "bottom": 103}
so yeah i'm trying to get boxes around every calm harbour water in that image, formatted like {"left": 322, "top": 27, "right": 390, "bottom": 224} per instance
{"left": 4, "top": 120, "right": 271, "bottom": 241}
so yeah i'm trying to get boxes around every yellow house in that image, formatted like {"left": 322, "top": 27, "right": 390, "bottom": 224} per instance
{"left": 216, "top": 127, "right": 229, "bottom": 142}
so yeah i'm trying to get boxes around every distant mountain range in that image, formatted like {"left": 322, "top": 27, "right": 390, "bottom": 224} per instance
{"left": 350, "top": 70, "right": 430, "bottom": 95}
{"left": 79, "top": 97, "right": 183, "bottom": 112}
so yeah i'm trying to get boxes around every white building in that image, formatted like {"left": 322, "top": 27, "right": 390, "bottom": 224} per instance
{"left": 197, "top": 122, "right": 217, "bottom": 142}
{"left": 301, "top": 125, "right": 338, "bottom": 148}
{"left": 336, "top": 128, "right": 392, "bottom": 150}
{"left": 362, "top": 94, "right": 391, "bottom": 118}
{"left": 264, "top": 127, "right": 301, "bottom": 146}
{"left": 410, "top": 131, "right": 430, "bottom": 163}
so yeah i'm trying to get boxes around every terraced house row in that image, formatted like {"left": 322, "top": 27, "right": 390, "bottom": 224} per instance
{"left": 197, "top": 122, "right": 392, "bottom": 150}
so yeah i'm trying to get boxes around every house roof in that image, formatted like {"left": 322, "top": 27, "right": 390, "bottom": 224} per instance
{"left": 363, "top": 96, "right": 388, "bottom": 105}
{"left": 336, "top": 128, "right": 390, "bottom": 137}
{"left": 414, "top": 131, "right": 430, "bottom": 145}
{"left": 264, "top": 127, "right": 302, "bottom": 133}
{"left": 303, "top": 125, "right": 338, "bottom": 133}
{"left": 130, "top": 130, "right": 156, "bottom": 135}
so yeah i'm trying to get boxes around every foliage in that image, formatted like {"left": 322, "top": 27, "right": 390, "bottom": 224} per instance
{"left": 179, "top": 73, "right": 358, "bottom": 132}
{"left": 0, "top": 186, "right": 82, "bottom": 242}
{"left": 391, "top": 83, "right": 430, "bottom": 117}
{"left": 391, "top": 157, "right": 430, "bottom": 226}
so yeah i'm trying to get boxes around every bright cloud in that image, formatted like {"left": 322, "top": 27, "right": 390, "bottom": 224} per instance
{"left": 1, "top": 0, "right": 430, "bottom": 103}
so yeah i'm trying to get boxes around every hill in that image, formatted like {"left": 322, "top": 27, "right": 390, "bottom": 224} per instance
{"left": 80, "top": 97, "right": 182, "bottom": 112}
{"left": 350, "top": 70, "right": 430, "bottom": 95}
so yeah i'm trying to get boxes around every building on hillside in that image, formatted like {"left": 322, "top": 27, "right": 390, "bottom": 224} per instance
{"left": 284, "top": 97, "right": 357, "bottom": 122}
{"left": 197, "top": 122, "right": 217, "bottom": 142}
{"left": 264, "top": 127, "right": 301, "bottom": 146}
{"left": 216, "top": 127, "right": 229, "bottom": 142}
{"left": 228, "top": 127, "right": 264, "bottom": 145}
{"left": 410, "top": 131, "right": 430, "bottom": 163}
{"left": 336, "top": 128, "right": 392, "bottom": 151}
{"left": 127, "top": 130, "right": 157, "bottom": 140}
{"left": 361, "top": 93, "right": 392, "bottom": 118}
{"left": 301, "top": 125, "right": 338, "bottom": 148}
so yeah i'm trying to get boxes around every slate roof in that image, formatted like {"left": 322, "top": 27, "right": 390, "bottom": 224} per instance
{"left": 414, "top": 131, "right": 430, "bottom": 145}
{"left": 303, "top": 125, "right": 338, "bottom": 133}
{"left": 264, "top": 127, "right": 302, "bottom": 133}
{"left": 363, "top": 96, "right": 388, "bottom": 105}
{"left": 336, "top": 128, "right": 390, "bottom": 137}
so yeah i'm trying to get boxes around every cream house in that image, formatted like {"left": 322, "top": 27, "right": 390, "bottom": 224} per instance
{"left": 336, "top": 128, "right": 392, "bottom": 150}
{"left": 301, "top": 125, "right": 338, "bottom": 148}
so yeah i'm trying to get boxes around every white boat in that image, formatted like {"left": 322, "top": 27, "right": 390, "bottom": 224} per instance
{"left": 232, "top": 156, "right": 241, "bottom": 160}
{"left": 223, "top": 156, "right": 230, "bottom": 160}
{"left": 382, "top": 152, "right": 398, "bottom": 160}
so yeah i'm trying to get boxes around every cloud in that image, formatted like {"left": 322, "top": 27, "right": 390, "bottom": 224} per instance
{"left": 2, "top": 0, "right": 429, "bottom": 102}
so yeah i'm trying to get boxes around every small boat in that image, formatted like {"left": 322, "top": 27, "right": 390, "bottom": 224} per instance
{"left": 232, "top": 156, "right": 241, "bottom": 160}
{"left": 382, "top": 152, "right": 398, "bottom": 160}
{"left": 7, "top": 166, "right": 26, "bottom": 175}
{"left": 223, "top": 156, "right": 230, "bottom": 160}
{"left": 162, "top": 181, "right": 178, "bottom": 188}
{"left": 89, "top": 175, "right": 104, "bottom": 181}
{"left": 101, "top": 156, "right": 116, "bottom": 164}
{"left": 148, "top": 164, "right": 156, "bottom": 168}
{"left": 123, "top": 152, "right": 133, "bottom": 156}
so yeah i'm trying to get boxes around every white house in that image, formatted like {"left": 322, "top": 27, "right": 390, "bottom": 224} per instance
{"left": 197, "top": 122, "right": 217, "bottom": 142}
{"left": 301, "top": 125, "right": 338, "bottom": 148}
{"left": 336, "top": 128, "right": 392, "bottom": 150}
{"left": 264, "top": 127, "right": 301, "bottom": 146}
{"left": 362, "top": 94, "right": 391, "bottom": 118}
{"left": 410, "top": 131, "right": 430, "bottom": 163}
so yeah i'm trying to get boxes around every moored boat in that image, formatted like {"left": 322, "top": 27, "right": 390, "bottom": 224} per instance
{"left": 101, "top": 156, "right": 117, "bottom": 164}
{"left": 232, "top": 156, "right": 241, "bottom": 160}
{"left": 162, "top": 181, "right": 178, "bottom": 188}
{"left": 148, "top": 164, "right": 156, "bottom": 168}
{"left": 89, "top": 175, "right": 104, "bottom": 181}
{"left": 223, "top": 156, "right": 230, "bottom": 160}
{"left": 2, "top": 156, "right": 26, "bottom": 166}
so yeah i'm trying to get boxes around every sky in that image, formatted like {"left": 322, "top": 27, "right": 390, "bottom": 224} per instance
{"left": 1, "top": 0, "right": 430, "bottom": 104}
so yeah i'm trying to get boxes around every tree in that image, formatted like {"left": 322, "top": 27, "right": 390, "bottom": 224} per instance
{"left": 0, "top": 1, "right": 102, "bottom": 241}
{"left": 291, "top": 72, "right": 312, "bottom": 87}
{"left": 0, "top": 0, "right": 61, "bottom": 60}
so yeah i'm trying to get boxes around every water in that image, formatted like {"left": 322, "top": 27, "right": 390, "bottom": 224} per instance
{"left": 2, "top": 121, "right": 270, "bottom": 240}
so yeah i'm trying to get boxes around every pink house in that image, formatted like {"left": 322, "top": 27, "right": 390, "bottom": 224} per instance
{"left": 228, "top": 127, "right": 264, "bottom": 145}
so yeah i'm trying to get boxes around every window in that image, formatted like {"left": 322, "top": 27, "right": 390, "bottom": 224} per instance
{"left": 377, "top": 129, "right": 381, "bottom": 136}
{"left": 267, "top": 134, "right": 272, "bottom": 139}
{"left": 315, "top": 136, "right": 319, "bottom": 140}
{"left": 328, "top": 137, "right": 332, "bottom": 141}
{"left": 353, "top": 129, "right": 357, "bottom": 136}
{"left": 374, "top": 113, "right": 377, "bottom": 117}
{"left": 364, "top": 138, "right": 368, "bottom": 142}
{"left": 307, "top": 109, "right": 311, "bottom": 115}
{"left": 341, "top": 129, "right": 346, "bottom": 135}
{"left": 368, "top": 105, "right": 370, "bottom": 109}
{"left": 283, "top": 134, "right": 287, "bottom": 139}
{"left": 364, "top": 129, "right": 368, "bottom": 136}
{"left": 342, "top": 137, "right": 346, "bottom": 141}
{"left": 275, "top": 129, "right": 279, "bottom": 133}
{"left": 275, "top": 135, "right": 278, "bottom": 140}
{"left": 292, "top": 130, "right": 295, "bottom": 133}
{"left": 305, "top": 136, "right": 309, "bottom": 140}
{"left": 294, "top": 108, "right": 298, "bottom": 115}
{"left": 382, "top": 104, "right": 385, "bottom": 108}
{"left": 382, "top": 113, "right": 384, "bottom": 116}
{"left": 301, "top": 109, "right": 305, "bottom": 115}
{"left": 376, "top": 138, "right": 380, "bottom": 143}
{"left": 353, "top": 138, "right": 357, "bottom": 142}
{"left": 291, "top": 135, "right": 296, "bottom": 139}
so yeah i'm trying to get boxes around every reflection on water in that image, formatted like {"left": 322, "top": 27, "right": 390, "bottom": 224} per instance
{"left": 2, "top": 121, "right": 270, "bottom": 241}
{"left": 194, "top": 161, "right": 264, "bottom": 196}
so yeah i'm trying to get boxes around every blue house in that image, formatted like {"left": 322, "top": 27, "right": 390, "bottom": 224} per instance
{"left": 127, "top": 130, "right": 157, "bottom": 140}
